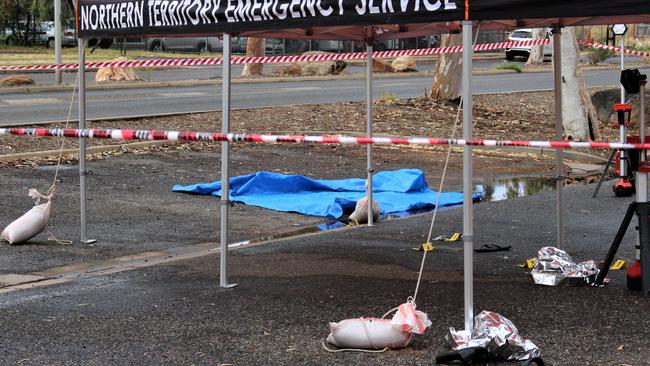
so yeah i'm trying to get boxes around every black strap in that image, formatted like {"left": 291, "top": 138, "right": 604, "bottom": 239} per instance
{"left": 435, "top": 347, "right": 492, "bottom": 364}
{"left": 474, "top": 244, "right": 512, "bottom": 253}
{"left": 521, "top": 356, "right": 545, "bottom": 366}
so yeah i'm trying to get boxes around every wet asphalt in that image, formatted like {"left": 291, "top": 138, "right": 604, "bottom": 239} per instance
{"left": 1, "top": 153, "right": 649, "bottom": 364}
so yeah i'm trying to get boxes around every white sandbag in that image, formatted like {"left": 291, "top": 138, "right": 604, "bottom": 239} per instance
{"left": 326, "top": 317, "right": 412, "bottom": 350}
{"left": 348, "top": 197, "right": 381, "bottom": 224}
{"left": 1, "top": 200, "right": 51, "bottom": 244}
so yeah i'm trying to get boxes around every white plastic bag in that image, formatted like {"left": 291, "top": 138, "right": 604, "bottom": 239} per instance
{"left": 326, "top": 318, "right": 412, "bottom": 350}
{"left": 1, "top": 191, "right": 52, "bottom": 245}
{"left": 348, "top": 197, "right": 381, "bottom": 224}
{"left": 390, "top": 302, "right": 432, "bottom": 335}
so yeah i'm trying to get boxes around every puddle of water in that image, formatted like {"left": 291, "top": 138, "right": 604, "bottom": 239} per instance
{"left": 475, "top": 176, "right": 557, "bottom": 202}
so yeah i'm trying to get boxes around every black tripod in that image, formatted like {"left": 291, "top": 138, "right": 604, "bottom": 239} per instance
{"left": 594, "top": 69, "right": 649, "bottom": 296}
{"left": 593, "top": 201, "right": 650, "bottom": 297}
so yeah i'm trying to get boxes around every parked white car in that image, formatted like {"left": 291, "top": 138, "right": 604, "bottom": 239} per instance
{"left": 505, "top": 28, "right": 552, "bottom": 61}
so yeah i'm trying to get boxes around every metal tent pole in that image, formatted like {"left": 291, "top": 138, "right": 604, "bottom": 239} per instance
{"left": 461, "top": 20, "right": 474, "bottom": 332}
{"left": 366, "top": 43, "right": 374, "bottom": 226}
{"left": 220, "top": 33, "right": 236, "bottom": 288}
{"left": 78, "top": 39, "right": 94, "bottom": 244}
{"left": 552, "top": 27, "right": 564, "bottom": 248}
{"left": 54, "top": 0, "right": 62, "bottom": 84}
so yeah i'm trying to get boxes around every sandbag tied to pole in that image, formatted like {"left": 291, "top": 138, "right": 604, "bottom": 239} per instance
{"left": 325, "top": 302, "right": 432, "bottom": 350}
{"left": 348, "top": 196, "right": 380, "bottom": 225}
{"left": 1, "top": 189, "right": 52, "bottom": 245}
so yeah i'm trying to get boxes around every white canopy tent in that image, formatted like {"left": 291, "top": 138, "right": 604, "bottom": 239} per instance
{"left": 74, "top": 0, "right": 650, "bottom": 331}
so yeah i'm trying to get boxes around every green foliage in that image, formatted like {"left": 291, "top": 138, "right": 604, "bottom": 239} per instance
{"left": 495, "top": 62, "right": 523, "bottom": 73}
{"left": 0, "top": 0, "right": 74, "bottom": 46}
{"left": 587, "top": 48, "right": 613, "bottom": 65}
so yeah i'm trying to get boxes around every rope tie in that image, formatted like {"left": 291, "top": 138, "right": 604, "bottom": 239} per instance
{"left": 20, "top": 73, "right": 80, "bottom": 246}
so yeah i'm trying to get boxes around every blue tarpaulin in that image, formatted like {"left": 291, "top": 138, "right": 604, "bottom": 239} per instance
{"left": 173, "top": 169, "right": 476, "bottom": 219}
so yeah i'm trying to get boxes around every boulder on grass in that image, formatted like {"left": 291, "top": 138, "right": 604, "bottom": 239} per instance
{"left": 275, "top": 51, "right": 347, "bottom": 77}
{"left": 391, "top": 56, "right": 417, "bottom": 72}
{"left": 96, "top": 57, "right": 140, "bottom": 83}
{"left": 0, "top": 75, "right": 35, "bottom": 87}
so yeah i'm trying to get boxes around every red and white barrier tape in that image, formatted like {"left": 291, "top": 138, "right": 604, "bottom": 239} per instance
{"left": 1, "top": 127, "right": 648, "bottom": 150}
{"left": 0, "top": 39, "right": 550, "bottom": 72}
{"left": 588, "top": 42, "right": 650, "bottom": 58}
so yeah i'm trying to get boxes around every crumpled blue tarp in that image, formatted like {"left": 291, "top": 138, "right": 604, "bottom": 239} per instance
{"left": 173, "top": 169, "right": 477, "bottom": 219}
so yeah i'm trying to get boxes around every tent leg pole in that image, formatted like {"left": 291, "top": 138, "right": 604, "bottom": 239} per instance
{"left": 220, "top": 33, "right": 236, "bottom": 289}
{"left": 462, "top": 20, "right": 474, "bottom": 333}
{"left": 366, "top": 43, "right": 374, "bottom": 226}
{"left": 553, "top": 27, "right": 564, "bottom": 248}
{"left": 78, "top": 38, "right": 93, "bottom": 244}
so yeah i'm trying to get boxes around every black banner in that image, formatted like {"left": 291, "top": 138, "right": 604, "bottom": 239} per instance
{"left": 77, "top": 0, "right": 465, "bottom": 37}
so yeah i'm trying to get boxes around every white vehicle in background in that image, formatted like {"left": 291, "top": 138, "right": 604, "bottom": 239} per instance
{"left": 148, "top": 37, "right": 223, "bottom": 53}
{"left": 505, "top": 28, "right": 552, "bottom": 61}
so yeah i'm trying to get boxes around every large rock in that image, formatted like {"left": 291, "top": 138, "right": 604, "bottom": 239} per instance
{"left": 0, "top": 75, "right": 34, "bottom": 87}
{"left": 95, "top": 57, "right": 140, "bottom": 83}
{"left": 275, "top": 51, "right": 347, "bottom": 77}
{"left": 391, "top": 56, "right": 417, "bottom": 72}
{"left": 591, "top": 88, "right": 650, "bottom": 125}
{"left": 372, "top": 59, "right": 394, "bottom": 73}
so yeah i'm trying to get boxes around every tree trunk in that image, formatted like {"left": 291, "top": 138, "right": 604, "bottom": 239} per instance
{"left": 430, "top": 33, "right": 462, "bottom": 101}
{"left": 560, "top": 27, "right": 600, "bottom": 141}
{"left": 241, "top": 37, "right": 264, "bottom": 77}
{"left": 526, "top": 28, "right": 546, "bottom": 66}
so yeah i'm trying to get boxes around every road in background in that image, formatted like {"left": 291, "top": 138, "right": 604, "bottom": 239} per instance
{"left": 1, "top": 67, "right": 648, "bottom": 126}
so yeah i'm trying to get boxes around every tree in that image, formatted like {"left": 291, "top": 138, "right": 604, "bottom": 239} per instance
{"left": 241, "top": 37, "right": 264, "bottom": 77}
{"left": 526, "top": 28, "right": 546, "bottom": 66}
{"left": 430, "top": 33, "right": 462, "bottom": 101}
{"left": 560, "top": 27, "right": 600, "bottom": 141}
{"left": 0, "top": 0, "right": 73, "bottom": 46}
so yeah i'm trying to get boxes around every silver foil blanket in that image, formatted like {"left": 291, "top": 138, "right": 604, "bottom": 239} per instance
{"left": 531, "top": 246, "right": 599, "bottom": 286}
{"left": 447, "top": 310, "right": 540, "bottom": 361}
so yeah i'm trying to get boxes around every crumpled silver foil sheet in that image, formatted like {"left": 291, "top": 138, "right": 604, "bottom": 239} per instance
{"left": 447, "top": 310, "right": 540, "bottom": 361}
{"left": 531, "top": 246, "right": 599, "bottom": 286}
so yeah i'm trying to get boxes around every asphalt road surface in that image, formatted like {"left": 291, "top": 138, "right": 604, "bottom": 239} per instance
{"left": 1, "top": 67, "right": 648, "bottom": 126}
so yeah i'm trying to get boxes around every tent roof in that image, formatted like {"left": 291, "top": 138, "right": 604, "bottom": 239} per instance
{"left": 77, "top": 0, "right": 650, "bottom": 40}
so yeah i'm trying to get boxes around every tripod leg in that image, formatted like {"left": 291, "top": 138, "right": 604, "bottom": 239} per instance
{"left": 595, "top": 202, "right": 637, "bottom": 286}
{"left": 593, "top": 150, "right": 616, "bottom": 198}
{"left": 637, "top": 203, "right": 650, "bottom": 296}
